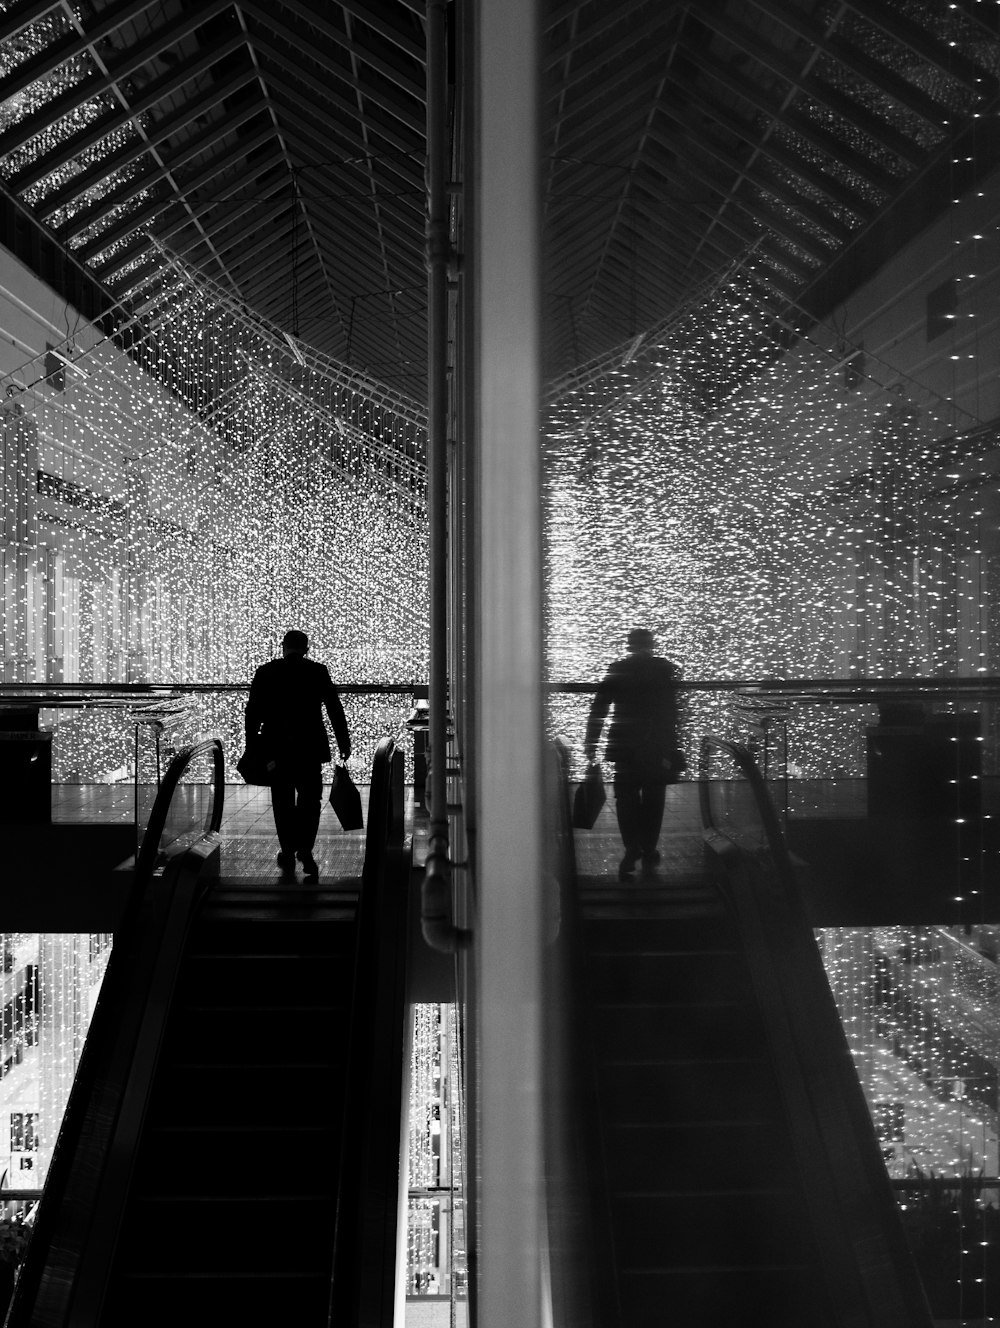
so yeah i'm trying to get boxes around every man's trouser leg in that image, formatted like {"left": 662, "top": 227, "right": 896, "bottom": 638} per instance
{"left": 639, "top": 781, "right": 667, "bottom": 855}
{"left": 294, "top": 764, "right": 324, "bottom": 856}
{"left": 270, "top": 773, "right": 296, "bottom": 856}
{"left": 613, "top": 770, "right": 643, "bottom": 857}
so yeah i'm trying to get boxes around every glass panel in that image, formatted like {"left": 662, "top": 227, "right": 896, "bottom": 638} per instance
{"left": 819, "top": 925, "right": 1000, "bottom": 1322}
{"left": 0, "top": 932, "right": 112, "bottom": 1197}
{"left": 405, "top": 1003, "right": 467, "bottom": 1325}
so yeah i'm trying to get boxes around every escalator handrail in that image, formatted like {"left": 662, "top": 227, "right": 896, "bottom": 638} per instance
{"left": 330, "top": 734, "right": 410, "bottom": 1327}
{"left": 698, "top": 733, "right": 933, "bottom": 1328}
{"left": 6, "top": 740, "right": 224, "bottom": 1328}
{"left": 546, "top": 737, "right": 623, "bottom": 1328}
{"left": 133, "top": 736, "right": 225, "bottom": 886}
{"left": 698, "top": 733, "right": 792, "bottom": 884}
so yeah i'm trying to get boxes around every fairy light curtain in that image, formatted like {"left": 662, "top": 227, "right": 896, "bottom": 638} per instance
{"left": 544, "top": 277, "right": 999, "bottom": 689}
{"left": 0, "top": 251, "right": 429, "bottom": 695}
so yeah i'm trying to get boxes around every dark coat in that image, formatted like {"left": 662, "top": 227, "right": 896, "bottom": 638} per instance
{"left": 245, "top": 655, "right": 350, "bottom": 764}
{"left": 585, "top": 653, "right": 681, "bottom": 772}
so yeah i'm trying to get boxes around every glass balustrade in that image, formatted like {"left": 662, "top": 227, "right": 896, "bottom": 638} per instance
{"left": 696, "top": 717, "right": 1000, "bottom": 1326}
{"left": 0, "top": 930, "right": 114, "bottom": 1287}
{"left": 405, "top": 1003, "right": 468, "bottom": 1325}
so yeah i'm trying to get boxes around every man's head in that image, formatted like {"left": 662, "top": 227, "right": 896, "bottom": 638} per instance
{"left": 627, "top": 628, "right": 656, "bottom": 654}
{"left": 282, "top": 629, "right": 309, "bottom": 657}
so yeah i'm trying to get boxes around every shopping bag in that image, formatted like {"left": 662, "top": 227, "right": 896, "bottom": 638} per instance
{"left": 664, "top": 747, "right": 687, "bottom": 784}
{"left": 329, "top": 762, "right": 364, "bottom": 831}
{"left": 236, "top": 744, "right": 274, "bottom": 786}
{"left": 572, "top": 762, "right": 606, "bottom": 829}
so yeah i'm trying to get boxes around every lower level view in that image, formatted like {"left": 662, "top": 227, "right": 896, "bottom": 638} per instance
{"left": 0, "top": 717, "right": 998, "bottom": 1327}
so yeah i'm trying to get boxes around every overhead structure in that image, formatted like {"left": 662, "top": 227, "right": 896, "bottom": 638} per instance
{"left": 1, "top": 1, "right": 998, "bottom": 399}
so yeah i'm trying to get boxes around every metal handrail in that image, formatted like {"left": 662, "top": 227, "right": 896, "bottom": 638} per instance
{"left": 6, "top": 740, "right": 225, "bottom": 1328}
{"left": 330, "top": 734, "right": 411, "bottom": 1325}
{"left": 132, "top": 736, "right": 224, "bottom": 885}
{"left": 698, "top": 733, "right": 794, "bottom": 887}
{"left": 699, "top": 732, "right": 934, "bottom": 1327}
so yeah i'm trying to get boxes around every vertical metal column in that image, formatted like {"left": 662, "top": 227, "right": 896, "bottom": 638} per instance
{"left": 474, "top": 0, "right": 545, "bottom": 1323}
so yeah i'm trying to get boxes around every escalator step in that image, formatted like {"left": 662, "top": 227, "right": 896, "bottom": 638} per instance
{"left": 618, "top": 1264, "right": 832, "bottom": 1328}
{"left": 595, "top": 1058, "right": 780, "bottom": 1124}
{"left": 591, "top": 1000, "right": 767, "bottom": 1058}
{"left": 585, "top": 951, "right": 751, "bottom": 1003}
{"left": 173, "top": 953, "right": 352, "bottom": 1008}
{"left": 133, "top": 1125, "right": 338, "bottom": 1199}
{"left": 611, "top": 1190, "right": 815, "bottom": 1268}
{"left": 190, "top": 918, "right": 357, "bottom": 954}
{"left": 161, "top": 1003, "right": 344, "bottom": 1066}
{"left": 103, "top": 1272, "right": 330, "bottom": 1328}
{"left": 115, "top": 1196, "right": 335, "bottom": 1277}
{"left": 605, "top": 1121, "right": 800, "bottom": 1192}
{"left": 582, "top": 918, "right": 732, "bottom": 952}
{"left": 144, "top": 1063, "right": 346, "bottom": 1129}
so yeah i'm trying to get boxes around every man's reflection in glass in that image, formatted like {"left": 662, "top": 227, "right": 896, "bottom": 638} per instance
{"left": 584, "top": 628, "right": 683, "bottom": 881}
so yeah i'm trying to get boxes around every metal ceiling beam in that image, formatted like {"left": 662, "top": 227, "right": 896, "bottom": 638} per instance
{"left": 0, "top": 0, "right": 239, "bottom": 159}
{"left": 694, "top": 6, "right": 927, "bottom": 167}
{"left": 0, "top": 0, "right": 65, "bottom": 44}
{"left": 64, "top": 124, "right": 281, "bottom": 253}
{"left": 241, "top": 0, "right": 425, "bottom": 95}
{"left": 0, "top": 0, "right": 165, "bottom": 105}
{"left": 250, "top": 28, "right": 424, "bottom": 141}
{"left": 746, "top": 0, "right": 962, "bottom": 129}
{"left": 667, "top": 71, "right": 874, "bottom": 224}
{"left": 1, "top": 32, "right": 250, "bottom": 189}
{"left": 644, "top": 104, "right": 855, "bottom": 246}
{"left": 29, "top": 72, "right": 263, "bottom": 217}
{"left": 543, "top": 0, "right": 664, "bottom": 66}
{"left": 544, "top": 8, "right": 675, "bottom": 99}
{"left": 678, "top": 41, "right": 898, "bottom": 195}
{"left": 269, "top": 89, "right": 424, "bottom": 198}
{"left": 309, "top": 0, "right": 425, "bottom": 64}
{"left": 839, "top": 0, "right": 995, "bottom": 96}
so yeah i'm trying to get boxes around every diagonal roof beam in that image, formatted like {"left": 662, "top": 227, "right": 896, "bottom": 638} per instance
{"left": 0, "top": 0, "right": 238, "bottom": 160}
{"left": 62, "top": 122, "right": 280, "bottom": 251}
{"left": 2, "top": 31, "right": 249, "bottom": 189}
{"left": 241, "top": 0, "right": 424, "bottom": 95}
{"left": 73, "top": 140, "right": 284, "bottom": 264}
{"left": 0, "top": 0, "right": 163, "bottom": 105}
{"left": 28, "top": 71, "right": 261, "bottom": 217}
{"left": 695, "top": 5, "right": 927, "bottom": 167}
{"left": 249, "top": 27, "right": 424, "bottom": 140}
{"left": 0, "top": 0, "right": 65, "bottom": 44}
{"left": 679, "top": 43, "right": 898, "bottom": 196}
{"left": 839, "top": 0, "right": 995, "bottom": 95}
{"left": 543, "top": 0, "right": 669, "bottom": 65}
{"left": 747, "top": 0, "right": 964, "bottom": 128}
{"left": 668, "top": 70, "right": 874, "bottom": 223}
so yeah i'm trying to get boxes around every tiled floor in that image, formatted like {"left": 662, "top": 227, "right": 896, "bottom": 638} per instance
{"left": 49, "top": 781, "right": 370, "bottom": 886}
{"left": 572, "top": 782, "right": 712, "bottom": 891}
{"left": 217, "top": 783, "right": 368, "bottom": 884}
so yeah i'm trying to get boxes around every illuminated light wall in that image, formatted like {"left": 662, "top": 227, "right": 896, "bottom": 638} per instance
{"left": 406, "top": 1004, "right": 467, "bottom": 1304}
{"left": 544, "top": 166, "right": 1000, "bottom": 703}
{"left": 0, "top": 933, "right": 112, "bottom": 1193}
{"left": 819, "top": 927, "right": 1000, "bottom": 1179}
{"left": 0, "top": 245, "right": 429, "bottom": 776}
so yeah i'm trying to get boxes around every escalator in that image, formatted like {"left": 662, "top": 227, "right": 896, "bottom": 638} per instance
{"left": 551, "top": 737, "right": 934, "bottom": 1328}
{"left": 579, "top": 898, "right": 839, "bottom": 1326}
{"left": 101, "top": 885, "right": 358, "bottom": 1324}
{"left": 8, "top": 735, "right": 410, "bottom": 1328}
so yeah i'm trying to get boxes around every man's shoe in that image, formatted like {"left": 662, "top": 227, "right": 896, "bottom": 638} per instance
{"left": 618, "top": 853, "right": 639, "bottom": 882}
{"left": 276, "top": 851, "right": 295, "bottom": 874}
{"left": 299, "top": 853, "right": 320, "bottom": 882}
{"left": 640, "top": 849, "right": 661, "bottom": 875}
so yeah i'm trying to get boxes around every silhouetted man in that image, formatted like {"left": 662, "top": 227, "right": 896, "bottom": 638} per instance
{"left": 584, "top": 628, "right": 682, "bottom": 881}
{"left": 245, "top": 629, "right": 351, "bottom": 881}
